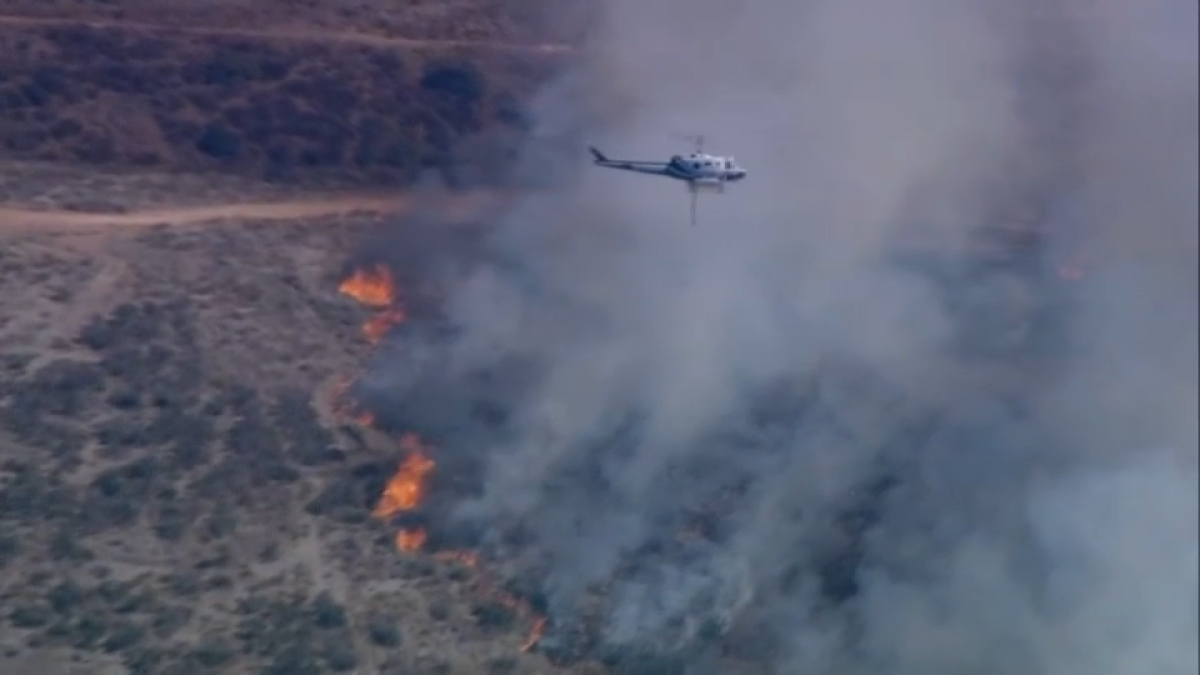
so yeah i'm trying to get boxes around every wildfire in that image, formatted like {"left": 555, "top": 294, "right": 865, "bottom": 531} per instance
{"left": 396, "top": 529, "right": 428, "bottom": 551}
{"left": 372, "top": 434, "right": 436, "bottom": 519}
{"left": 338, "top": 263, "right": 406, "bottom": 344}
{"left": 367, "top": 433, "right": 548, "bottom": 652}
{"left": 364, "top": 307, "right": 406, "bottom": 343}
{"left": 365, "top": 434, "right": 549, "bottom": 655}
{"left": 338, "top": 264, "right": 396, "bottom": 307}
{"left": 521, "top": 617, "right": 547, "bottom": 652}
{"left": 487, "top": 589, "right": 548, "bottom": 653}
{"left": 338, "top": 263, "right": 547, "bottom": 657}
{"left": 330, "top": 377, "right": 376, "bottom": 428}
{"left": 373, "top": 434, "right": 436, "bottom": 550}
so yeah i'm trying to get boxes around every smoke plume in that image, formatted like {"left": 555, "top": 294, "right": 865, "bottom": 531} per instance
{"left": 360, "top": 1, "right": 1198, "bottom": 672}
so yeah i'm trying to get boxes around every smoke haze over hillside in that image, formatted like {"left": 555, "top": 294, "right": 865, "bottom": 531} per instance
{"left": 362, "top": 1, "right": 1198, "bottom": 672}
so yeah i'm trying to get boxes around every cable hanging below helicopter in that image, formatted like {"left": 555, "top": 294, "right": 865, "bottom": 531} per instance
{"left": 587, "top": 134, "right": 748, "bottom": 226}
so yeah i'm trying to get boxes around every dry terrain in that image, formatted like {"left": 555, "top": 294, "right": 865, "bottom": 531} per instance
{"left": 0, "top": 0, "right": 592, "bottom": 44}
{"left": 0, "top": 2, "right": 605, "bottom": 674}
{"left": 0, "top": 2, "right": 1105, "bottom": 674}
{"left": 0, "top": 0, "right": 580, "bottom": 187}
{"left": 0, "top": 163, "right": 601, "bottom": 675}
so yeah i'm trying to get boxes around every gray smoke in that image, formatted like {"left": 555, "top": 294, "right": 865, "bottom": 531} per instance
{"left": 362, "top": 1, "right": 1198, "bottom": 672}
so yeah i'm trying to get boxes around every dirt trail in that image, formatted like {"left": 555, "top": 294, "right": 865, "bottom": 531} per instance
{"left": 0, "top": 191, "right": 503, "bottom": 234}
{"left": 0, "top": 196, "right": 409, "bottom": 230}
{"left": 0, "top": 14, "right": 574, "bottom": 53}
{"left": 0, "top": 188, "right": 503, "bottom": 372}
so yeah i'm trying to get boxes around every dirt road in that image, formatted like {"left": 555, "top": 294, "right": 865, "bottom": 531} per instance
{"left": 0, "top": 191, "right": 504, "bottom": 235}
{"left": 0, "top": 14, "right": 574, "bottom": 54}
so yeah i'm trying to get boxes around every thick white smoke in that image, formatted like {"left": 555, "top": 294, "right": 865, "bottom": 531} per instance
{"left": 370, "top": 1, "right": 1198, "bottom": 672}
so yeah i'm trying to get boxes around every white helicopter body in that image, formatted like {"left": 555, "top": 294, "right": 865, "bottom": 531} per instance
{"left": 588, "top": 148, "right": 748, "bottom": 185}
{"left": 587, "top": 135, "right": 747, "bottom": 224}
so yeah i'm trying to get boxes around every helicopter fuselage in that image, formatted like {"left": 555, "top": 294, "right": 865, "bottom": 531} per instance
{"left": 663, "top": 153, "right": 748, "bottom": 183}
{"left": 587, "top": 146, "right": 747, "bottom": 186}
{"left": 586, "top": 142, "right": 746, "bottom": 225}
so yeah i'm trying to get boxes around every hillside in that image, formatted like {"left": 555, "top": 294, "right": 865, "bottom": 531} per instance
{"left": 0, "top": 2, "right": 605, "bottom": 673}
{"left": 0, "top": 2, "right": 1154, "bottom": 674}
{"left": 0, "top": 2, "right": 579, "bottom": 187}
{"left": 0, "top": 0, "right": 591, "bottom": 44}
{"left": 0, "top": 166, "right": 605, "bottom": 675}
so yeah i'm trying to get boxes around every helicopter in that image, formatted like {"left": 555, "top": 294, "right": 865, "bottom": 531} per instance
{"left": 587, "top": 134, "right": 747, "bottom": 225}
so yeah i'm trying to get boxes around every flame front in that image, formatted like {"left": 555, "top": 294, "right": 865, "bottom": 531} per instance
{"left": 338, "top": 264, "right": 396, "bottom": 307}
{"left": 396, "top": 529, "right": 428, "bottom": 551}
{"left": 338, "top": 263, "right": 547, "bottom": 656}
{"left": 364, "top": 307, "right": 406, "bottom": 342}
{"left": 330, "top": 266, "right": 406, "bottom": 430}
{"left": 338, "top": 264, "right": 406, "bottom": 344}
{"left": 330, "top": 376, "right": 376, "bottom": 428}
{"left": 521, "top": 617, "right": 546, "bottom": 652}
{"left": 373, "top": 444, "right": 436, "bottom": 519}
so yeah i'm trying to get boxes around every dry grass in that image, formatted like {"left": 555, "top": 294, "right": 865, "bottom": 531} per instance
{"left": 0, "top": 2, "right": 608, "bottom": 672}
{"left": 0, "top": 0, "right": 588, "bottom": 44}
{"left": 0, "top": 11, "right": 571, "bottom": 187}
{"left": 0, "top": 164, "right": 598, "bottom": 674}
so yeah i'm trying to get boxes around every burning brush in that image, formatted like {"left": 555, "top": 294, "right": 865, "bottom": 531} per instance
{"left": 338, "top": 263, "right": 407, "bottom": 344}
{"left": 332, "top": 261, "right": 549, "bottom": 655}
{"left": 371, "top": 433, "right": 436, "bottom": 551}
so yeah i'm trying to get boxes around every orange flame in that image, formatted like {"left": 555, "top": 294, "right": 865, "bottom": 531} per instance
{"left": 372, "top": 436, "right": 436, "bottom": 519}
{"left": 396, "top": 529, "right": 428, "bottom": 551}
{"left": 368, "top": 432, "right": 547, "bottom": 653}
{"left": 339, "top": 263, "right": 407, "bottom": 343}
{"left": 521, "top": 616, "right": 546, "bottom": 652}
{"left": 338, "top": 264, "right": 396, "bottom": 307}
{"left": 339, "top": 265, "right": 545, "bottom": 656}
{"left": 330, "top": 377, "right": 376, "bottom": 428}
{"left": 364, "top": 307, "right": 406, "bottom": 343}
